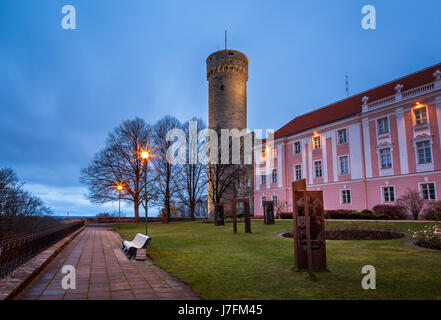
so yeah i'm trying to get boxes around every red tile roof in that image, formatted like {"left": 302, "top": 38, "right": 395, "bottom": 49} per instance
{"left": 274, "top": 62, "right": 441, "bottom": 139}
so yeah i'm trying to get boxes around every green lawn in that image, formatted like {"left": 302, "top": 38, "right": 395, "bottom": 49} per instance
{"left": 115, "top": 220, "right": 441, "bottom": 300}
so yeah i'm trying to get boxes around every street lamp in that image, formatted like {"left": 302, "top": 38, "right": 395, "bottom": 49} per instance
{"left": 117, "top": 185, "right": 123, "bottom": 229}
{"left": 114, "top": 183, "right": 125, "bottom": 229}
{"left": 141, "top": 150, "right": 150, "bottom": 235}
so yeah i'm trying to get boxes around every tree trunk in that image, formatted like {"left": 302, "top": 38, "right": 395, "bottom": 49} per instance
{"left": 190, "top": 205, "right": 195, "bottom": 221}
{"left": 134, "top": 199, "right": 139, "bottom": 223}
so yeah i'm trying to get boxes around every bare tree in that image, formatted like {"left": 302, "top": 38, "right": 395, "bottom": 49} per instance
{"left": 397, "top": 188, "right": 425, "bottom": 220}
{"left": 151, "top": 115, "right": 182, "bottom": 223}
{"left": 207, "top": 128, "right": 245, "bottom": 214}
{"left": 177, "top": 118, "right": 208, "bottom": 220}
{"left": 0, "top": 168, "right": 54, "bottom": 239}
{"left": 80, "top": 118, "right": 156, "bottom": 222}
{"left": 274, "top": 200, "right": 286, "bottom": 219}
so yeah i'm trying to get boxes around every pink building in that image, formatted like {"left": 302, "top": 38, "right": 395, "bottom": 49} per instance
{"left": 254, "top": 63, "right": 441, "bottom": 216}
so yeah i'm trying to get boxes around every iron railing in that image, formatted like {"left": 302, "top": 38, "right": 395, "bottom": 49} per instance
{"left": 0, "top": 221, "right": 84, "bottom": 280}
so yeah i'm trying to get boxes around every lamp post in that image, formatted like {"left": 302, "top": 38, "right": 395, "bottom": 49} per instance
{"left": 117, "top": 185, "right": 123, "bottom": 229}
{"left": 141, "top": 150, "right": 150, "bottom": 235}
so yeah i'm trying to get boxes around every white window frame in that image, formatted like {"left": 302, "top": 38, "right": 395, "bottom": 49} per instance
{"left": 314, "top": 160, "right": 323, "bottom": 178}
{"left": 338, "top": 155, "right": 350, "bottom": 176}
{"left": 416, "top": 140, "right": 432, "bottom": 164}
{"left": 413, "top": 106, "right": 428, "bottom": 126}
{"left": 382, "top": 185, "right": 396, "bottom": 203}
{"left": 312, "top": 136, "right": 321, "bottom": 150}
{"left": 271, "top": 168, "right": 277, "bottom": 184}
{"left": 379, "top": 147, "right": 393, "bottom": 169}
{"left": 294, "top": 164, "right": 302, "bottom": 181}
{"left": 337, "top": 128, "right": 348, "bottom": 144}
{"left": 419, "top": 182, "right": 437, "bottom": 201}
{"left": 261, "top": 196, "right": 267, "bottom": 207}
{"left": 377, "top": 117, "right": 390, "bottom": 135}
{"left": 340, "top": 189, "right": 351, "bottom": 204}
{"left": 294, "top": 141, "right": 301, "bottom": 154}
{"left": 261, "top": 173, "right": 266, "bottom": 185}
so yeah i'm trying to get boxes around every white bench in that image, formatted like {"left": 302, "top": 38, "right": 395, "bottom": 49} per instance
{"left": 122, "top": 233, "right": 151, "bottom": 259}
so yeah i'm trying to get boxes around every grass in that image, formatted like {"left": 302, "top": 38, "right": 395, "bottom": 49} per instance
{"left": 115, "top": 220, "right": 441, "bottom": 300}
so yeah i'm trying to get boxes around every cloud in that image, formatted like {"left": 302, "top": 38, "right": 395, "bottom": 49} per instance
{"left": 24, "top": 183, "right": 133, "bottom": 217}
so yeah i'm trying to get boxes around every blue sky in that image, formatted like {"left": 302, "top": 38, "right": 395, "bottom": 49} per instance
{"left": 0, "top": 0, "right": 440, "bottom": 217}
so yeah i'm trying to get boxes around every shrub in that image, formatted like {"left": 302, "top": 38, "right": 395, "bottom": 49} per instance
{"left": 279, "top": 212, "right": 293, "bottom": 219}
{"left": 423, "top": 201, "right": 441, "bottom": 221}
{"left": 396, "top": 189, "right": 425, "bottom": 220}
{"left": 360, "top": 209, "right": 373, "bottom": 215}
{"left": 411, "top": 225, "right": 441, "bottom": 250}
{"left": 325, "top": 209, "right": 397, "bottom": 220}
{"left": 372, "top": 205, "right": 407, "bottom": 220}
{"left": 325, "top": 210, "right": 356, "bottom": 219}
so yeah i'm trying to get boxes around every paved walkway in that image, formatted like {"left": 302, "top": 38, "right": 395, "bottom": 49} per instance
{"left": 15, "top": 228, "right": 200, "bottom": 300}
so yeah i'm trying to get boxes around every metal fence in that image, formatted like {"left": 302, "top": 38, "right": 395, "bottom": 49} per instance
{"left": 0, "top": 221, "right": 84, "bottom": 280}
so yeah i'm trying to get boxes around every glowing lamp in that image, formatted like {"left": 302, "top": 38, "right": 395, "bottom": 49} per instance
{"left": 141, "top": 151, "right": 150, "bottom": 160}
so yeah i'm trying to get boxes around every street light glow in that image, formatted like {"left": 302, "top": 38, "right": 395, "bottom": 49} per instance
{"left": 141, "top": 151, "right": 150, "bottom": 159}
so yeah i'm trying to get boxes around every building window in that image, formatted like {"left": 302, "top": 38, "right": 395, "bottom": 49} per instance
{"left": 295, "top": 165, "right": 302, "bottom": 181}
{"left": 261, "top": 196, "right": 267, "bottom": 206}
{"left": 313, "top": 136, "right": 321, "bottom": 150}
{"left": 260, "top": 150, "right": 266, "bottom": 161}
{"left": 272, "top": 195, "right": 278, "bottom": 205}
{"left": 338, "top": 129, "right": 347, "bottom": 144}
{"left": 379, "top": 148, "right": 392, "bottom": 169}
{"left": 377, "top": 117, "right": 389, "bottom": 135}
{"left": 413, "top": 107, "right": 428, "bottom": 126}
{"left": 272, "top": 147, "right": 277, "bottom": 158}
{"left": 294, "top": 141, "right": 301, "bottom": 154}
{"left": 246, "top": 179, "right": 251, "bottom": 188}
{"left": 261, "top": 174, "right": 266, "bottom": 185}
{"left": 421, "top": 183, "right": 436, "bottom": 200}
{"left": 383, "top": 186, "right": 395, "bottom": 203}
{"left": 314, "top": 161, "right": 322, "bottom": 178}
{"left": 341, "top": 190, "right": 351, "bottom": 204}
{"left": 271, "top": 169, "right": 277, "bottom": 184}
{"left": 339, "top": 156, "right": 349, "bottom": 175}
{"left": 416, "top": 141, "right": 432, "bottom": 164}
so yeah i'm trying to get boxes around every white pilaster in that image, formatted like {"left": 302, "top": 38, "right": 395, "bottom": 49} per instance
{"left": 277, "top": 145, "right": 283, "bottom": 187}
{"left": 436, "top": 96, "right": 441, "bottom": 153}
{"left": 322, "top": 132, "right": 329, "bottom": 183}
{"left": 349, "top": 123, "right": 363, "bottom": 180}
{"left": 396, "top": 107, "right": 409, "bottom": 174}
{"left": 308, "top": 139, "right": 313, "bottom": 185}
{"left": 302, "top": 138, "right": 308, "bottom": 183}
{"left": 362, "top": 118, "right": 373, "bottom": 178}
{"left": 331, "top": 133, "right": 338, "bottom": 181}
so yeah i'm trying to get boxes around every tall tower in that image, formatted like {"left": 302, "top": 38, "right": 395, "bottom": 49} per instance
{"left": 206, "top": 49, "right": 253, "bottom": 216}
{"left": 207, "top": 50, "right": 248, "bottom": 132}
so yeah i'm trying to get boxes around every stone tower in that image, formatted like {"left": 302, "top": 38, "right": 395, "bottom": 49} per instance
{"left": 206, "top": 49, "right": 254, "bottom": 216}
{"left": 207, "top": 50, "right": 248, "bottom": 132}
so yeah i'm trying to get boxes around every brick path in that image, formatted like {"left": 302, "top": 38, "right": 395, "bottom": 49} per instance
{"left": 15, "top": 228, "right": 200, "bottom": 300}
